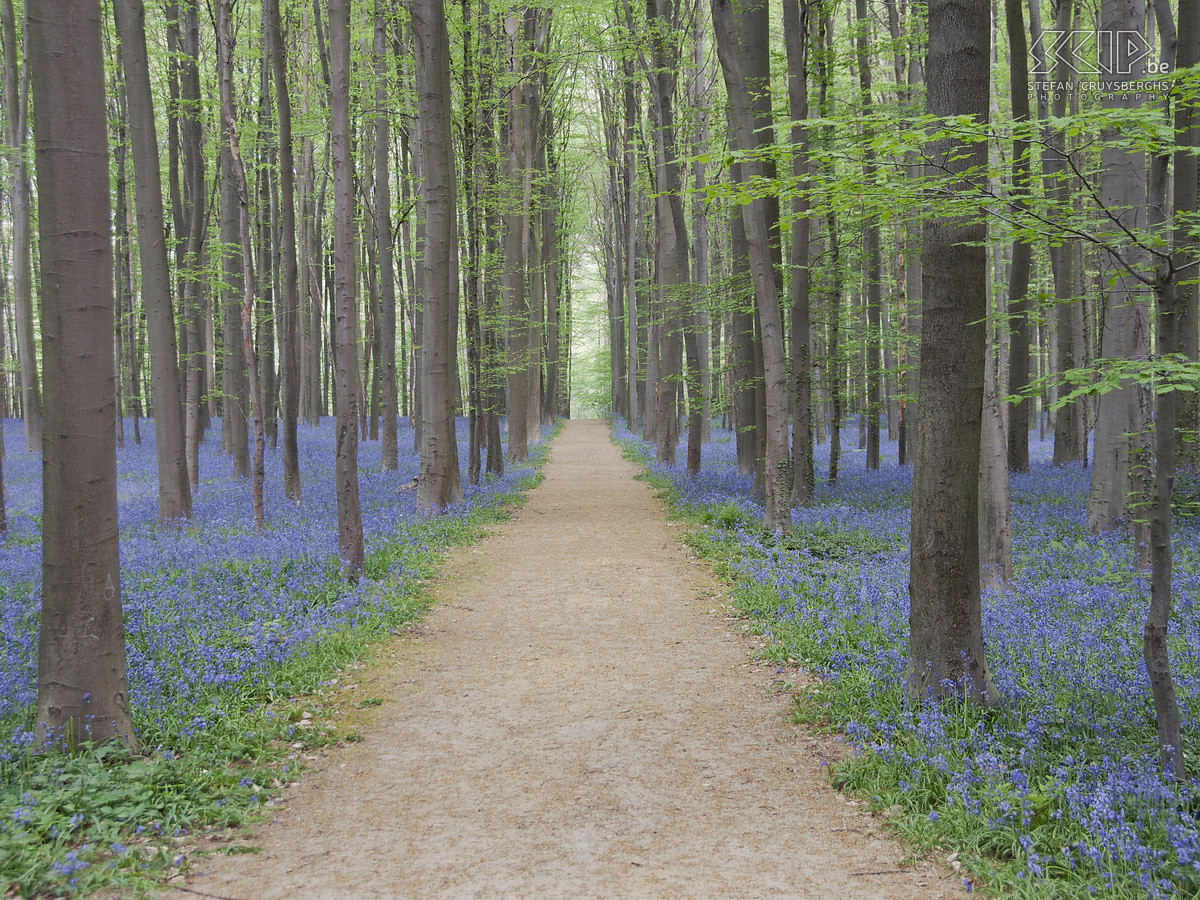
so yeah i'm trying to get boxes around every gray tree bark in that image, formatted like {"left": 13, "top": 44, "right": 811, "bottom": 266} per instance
{"left": 1087, "top": 0, "right": 1150, "bottom": 534}
{"left": 712, "top": 0, "right": 791, "bottom": 532}
{"left": 217, "top": 0, "right": 267, "bottom": 533}
{"left": 906, "top": 0, "right": 998, "bottom": 705}
{"left": 330, "top": 0, "right": 364, "bottom": 572}
{"left": 783, "top": 0, "right": 813, "bottom": 503}
{"left": 113, "top": 0, "right": 192, "bottom": 522}
{"left": 266, "top": 0, "right": 302, "bottom": 499}
{"left": 2, "top": 0, "right": 40, "bottom": 450}
{"left": 375, "top": 0, "right": 399, "bottom": 473}
{"left": 413, "top": 0, "right": 464, "bottom": 507}
{"left": 30, "top": 0, "right": 136, "bottom": 748}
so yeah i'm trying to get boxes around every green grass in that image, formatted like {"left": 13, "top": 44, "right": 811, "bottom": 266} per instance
{"left": 0, "top": 430, "right": 556, "bottom": 898}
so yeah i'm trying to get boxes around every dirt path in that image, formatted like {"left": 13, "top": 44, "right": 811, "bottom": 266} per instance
{"left": 170, "top": 420, "right": 959, "bottom": 900}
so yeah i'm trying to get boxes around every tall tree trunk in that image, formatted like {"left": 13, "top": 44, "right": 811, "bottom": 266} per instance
{"left": 330, "top": 0, "right": 364, "bottom": 572}
{"left": 113, "top": 0, "right": 192, "bottom": 522}
{"left": 376, "top": 0, "right": 399, "bottom": 472}
{"left": 413, "top": 0, "right": 464, "bottom": 507}
{"left": 2, "top": 0, "right": 40, "bottom": 450}
{"left": 1004, "top": 0, "right": 1033, "bottom": 473}
{"left": 216, "top": 0, "right": 266, "bottom": 533}
{"left": 1144, "top": 0, "right": 1189, "bottom": 775}
{"left": 220, "top": 143, "right": 252, "bottom": 478}
{"left": 645, "top": 0, "right": 690, "bottom": 469}
{"left": 906, "top": 0, "right": 998, "bottom": 705}
{"left": 30, "top": 0, "right": 136, "bottom": 749}
{"left": 1087, "top": 0, "right": 1150, "bottom": 534}
{"left": 624, "top": 58, "right": 640, "bottom": 427}
{"left": 503, "top": 11, "right": 532, "bottom": 464}
{"left": 175, "top": 0, "right": 207, "bottom": 489}
{"left": 266, "top": 0, "right": 302, "bottom": 499}
{"left": 855, "top": 0, "right": 883, "bottom": 471}
{"left": 712, "top": 0, "right": 791, "bottom": 532}
{"left": 1038, "top": 0, "right": 1085, "bottom": 465}
{"left": 783, "top": 0, "right": 813, "bottom": 504}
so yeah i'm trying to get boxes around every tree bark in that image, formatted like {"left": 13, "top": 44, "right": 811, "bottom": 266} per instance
{"left": 30, "top": 0, "right": 136, "bottom": 749}
{"left": 2, "top": 0, "right": 40, "bottom": 450}
{"left": 503, "top": 10, "right": 532, "bottom": 464}
{"left": 906, "top": 0, "right": 997, "bottom": 705}
{"left": 375, "top": 0, "right": 399, "bottom": 472}
{"left": 855, "top": 0, "right": 883, "bottom": 471}
{"left": 330, "top": 0, "right": 364, "bottom": 572}
{"left": 216, "top": 0, "right": 266, "bottom": 533}
{"left": 1087, "top": 0, "right": 1150, "bottom": 534}
{"left": 413, "top": 0, "right": 464, "bottom": 507}
{"left": 113, "top": 0, "right": 192, "bottom": 522}
{"left": 712, "top": 0, "right": 791, "bottom": 532}
{"left": 644, "top": 0, "right": 691, "bottom": 469}
{"left": 783, "top": 0, "right": 813, "bottom": 504}
{"left": 266, "top": 0, "right": 302, "bottom": 500}
{"left": 1004, "top": 0, "right": 1033, "bottom": 474}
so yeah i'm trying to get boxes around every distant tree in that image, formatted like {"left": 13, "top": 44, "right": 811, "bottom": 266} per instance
{"left": 2, "top": 0, "right": 40, "bottom": 451}
{"left": 266, "top": 0, "right": 302, "bottom": 500}
{"left": 29, "top": 0, "right": 136, "bottom": 748}
{"left": 374, "top": 0, "right": 399, "bottom": 474}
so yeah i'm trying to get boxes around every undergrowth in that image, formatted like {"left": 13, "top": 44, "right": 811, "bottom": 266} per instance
{"left": 0, "top": 427, "right": 555, "bottom": 898}
{"left": 612, "top": 424, "right": 1193, "bottom": 900}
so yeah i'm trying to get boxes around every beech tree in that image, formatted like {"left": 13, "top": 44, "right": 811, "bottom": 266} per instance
{"left": 2, "top": 0, "right": 39, "bottom": 451}
{"left": 266, "top": 0, "right": 302, "bottom": 501}
{"left": 330, "top": 0, "right": 364, "bottom": 573}
{"left": 906, "top": 0, "right": 997, "bottom": 704}
{"left": 112, "top": 0, "right": 191, "bottom": 523}
{"left": 712, "top": 0, "right": 791, "bottom": 532}
{"left": 29, "top": 0, "right": 136, "bottom": 747}
{"left": 413, "top": 0, "right": 463, "bottom": 507}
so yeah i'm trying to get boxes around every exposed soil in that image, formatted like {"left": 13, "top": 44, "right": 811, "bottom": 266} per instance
{"left": 168, "top": 420, "right": 960, "bottom": 899}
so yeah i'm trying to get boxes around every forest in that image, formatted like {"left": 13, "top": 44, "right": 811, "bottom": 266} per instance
{"left": 2, "top": 0, "right": 1200, "bottom": 896}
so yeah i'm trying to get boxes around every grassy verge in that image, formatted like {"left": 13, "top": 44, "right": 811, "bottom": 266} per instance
{"left": 0, "top": 430, "right": 556, "bottom": 899}
{"left": 612, "top": 429, "right": 1149, "bottom": 900}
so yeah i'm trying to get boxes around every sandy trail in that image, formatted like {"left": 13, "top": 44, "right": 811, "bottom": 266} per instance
{"left": 170, "top": 419, "right": 958, "bottom": 899}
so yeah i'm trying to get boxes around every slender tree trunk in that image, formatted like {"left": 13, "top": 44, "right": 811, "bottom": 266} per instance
{"left": 330, "top": 0, "right": 364, "bottom": 573}
{"left": 266, "top": 0, "right": 301, "bottom": 499}
{"left": 1143, "top": 0, "right": 1190, "bottom": 775}
{"left": 503, "top": 11, "right": 532, "bottom": 464}
{"left": 1005, "top": 0, "right": 1033, "bottom": 473}
{"left": 1087, "top": 0, "right": 1150, "bottom": 534}
{"left": 645, "top": 0, "right": 690, "bottom": 469}
{"left": 30, "top": 0, "right": 136, "bottom": 749}
{"left": 216, "top": 0, "right": 266, "bottom": 533}
{"left": 219, "top": 143, "right": 251, "bottom": 477}
{"left": 2, "top": 0, "right": 40, "bottom": 450}
{"left": 855, "top": 0, "right": 883, "bottom": 470}
{"left": 169, "top": 2, "right": 206, "bottom": 488}
{"left": 624, "top": 60, "right": 640, "bottom": 427}
{"left": 783, "top": 0, "right": 813, "bottom": 504}
{"left": 376, "top": 0, "right": 399, "bottom": 472}
{"left": 113, "top": 0, "right": 192, "bottom": 522}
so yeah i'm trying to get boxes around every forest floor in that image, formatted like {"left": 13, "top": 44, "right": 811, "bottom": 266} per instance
{"left": 166, "top": 419, "right": 958, "bottom": 900}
